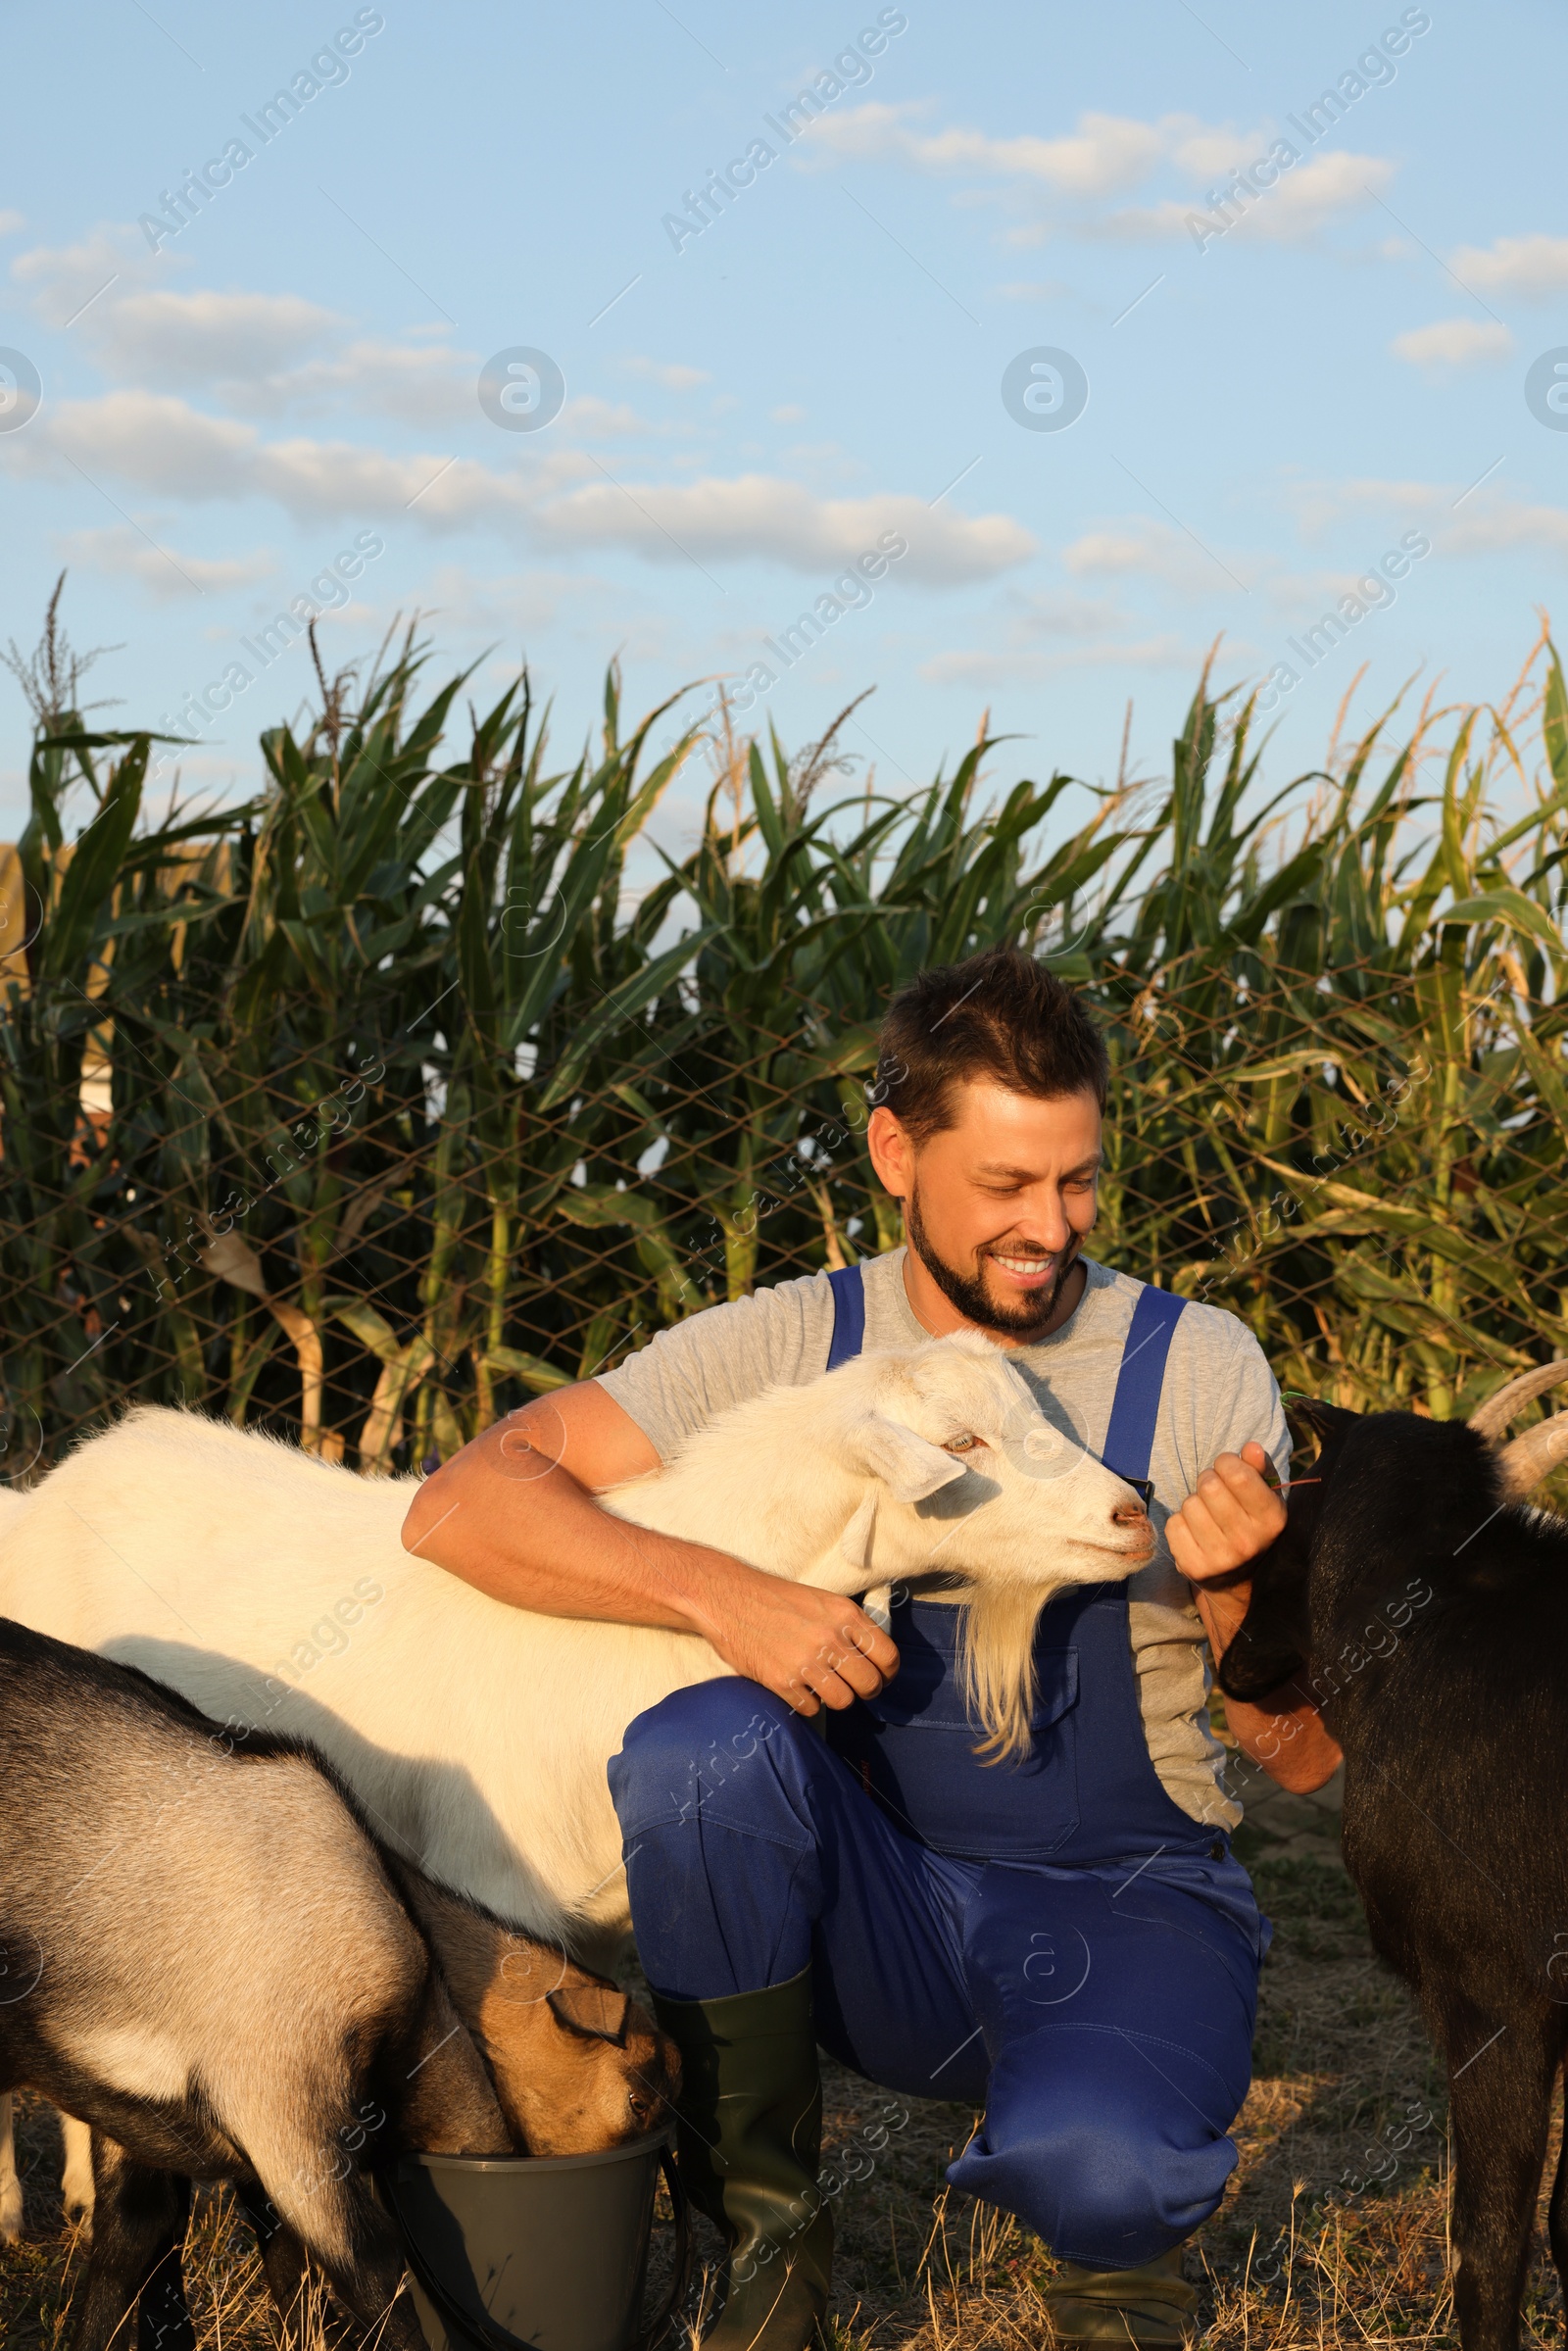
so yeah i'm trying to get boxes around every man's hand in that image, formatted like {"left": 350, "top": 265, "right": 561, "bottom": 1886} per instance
{"left": 1165, "top": 1441, "right": 1286, "bottom": 1592}
{"left": 405, "top": 1379, "right": 901, "bottom": 1719}
{"left": 692, "top": 1573, "right": 900, "bottom": 1717}
{"left": 1168, "top": 1437, "right": 1343, "bottom": 1793}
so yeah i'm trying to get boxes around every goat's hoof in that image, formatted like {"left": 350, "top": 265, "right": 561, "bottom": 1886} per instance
{"left": 0, "top": 2184, "right": 23, "bottom": 2245}
{"left": 63, "top": 2196, "right": 93, "bottom": 2231}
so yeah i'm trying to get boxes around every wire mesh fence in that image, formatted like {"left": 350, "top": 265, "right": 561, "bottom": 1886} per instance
{"left": 3, "top": 946, "right": 1564, "bottom": 1486}
{"left": 4, "top": 630, "right": 1568, "bottom": 1485}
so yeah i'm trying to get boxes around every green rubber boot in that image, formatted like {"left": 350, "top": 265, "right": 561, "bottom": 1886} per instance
{"left": 652, "top": 1968, "right": 832, "bottom": 2351}
{"left": 1043, "top": 2247, "right": 1198, "bottom": 2347}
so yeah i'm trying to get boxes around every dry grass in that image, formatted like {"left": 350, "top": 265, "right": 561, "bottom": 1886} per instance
{"left": 4, "top": 1775, "right": 1563, "bottom": 2351}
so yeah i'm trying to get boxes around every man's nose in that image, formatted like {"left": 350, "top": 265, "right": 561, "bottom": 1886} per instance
{"left": 1010, "top": 1214, "right": 1071, "bottom": 1252}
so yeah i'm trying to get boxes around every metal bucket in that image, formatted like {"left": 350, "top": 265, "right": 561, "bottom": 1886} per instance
{"left": 382, "top": 2135, "right": 689, "bottom": 2351}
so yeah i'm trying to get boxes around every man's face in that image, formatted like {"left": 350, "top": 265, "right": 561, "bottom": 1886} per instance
{"left": 868, "top": 1079, "right": 1102, "bottom": 1339}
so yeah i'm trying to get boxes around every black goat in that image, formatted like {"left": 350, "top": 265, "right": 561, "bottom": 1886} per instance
{"left": 0, "top": 1616, "right": 676, "bottom": 2351}
{"left": 1219, "top": 1395, "right": 1568, "bottom": 2351}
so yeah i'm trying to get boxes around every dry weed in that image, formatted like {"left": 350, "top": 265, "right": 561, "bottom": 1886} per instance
{"left": 6, "top": 1771, "right": 1555, "bottom": 2350}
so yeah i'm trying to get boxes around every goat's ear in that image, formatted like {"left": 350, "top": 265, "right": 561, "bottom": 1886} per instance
{"left": 854, "top": 1415, "right": 967, "bottom": 1504}
{"left": 1287, "top": 1397, "right": 1357, "bottom": 1446}
{"left": 547, "top": 1984, "right": 630, "bottom": 2045}
{"left": 1217, "top": 1626, "right": 1308, "bottom": 1706}
{"left": 838, "top": 1491, "right": 877, "bottom": 1573}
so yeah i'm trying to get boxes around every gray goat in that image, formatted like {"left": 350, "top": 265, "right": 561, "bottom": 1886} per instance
{"left": 0, "top": 1616, "right": 675, "bottom": 2351}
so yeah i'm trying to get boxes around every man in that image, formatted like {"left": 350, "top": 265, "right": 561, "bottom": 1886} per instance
{"left": 404, "top": 948, "right": 1341, "bottom": 2351}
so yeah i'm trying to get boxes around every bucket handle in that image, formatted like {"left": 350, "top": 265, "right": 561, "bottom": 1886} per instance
{"left": 631, "top": 2148, "right": 693, "bottom": 2351}
{"left": 384, "top": 2145, "right": 692, "bottom": 2351}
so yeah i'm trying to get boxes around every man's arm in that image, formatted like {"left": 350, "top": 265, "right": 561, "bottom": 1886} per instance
{"left": 400, "top": 1382, "right": 899, "bottom": 1717}
{"left": 1165, "top": 1443, "right": 1344, "bottom": 1794}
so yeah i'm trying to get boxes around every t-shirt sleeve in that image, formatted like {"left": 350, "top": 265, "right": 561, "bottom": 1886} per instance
{"left": 596, "top": 1273, "right": 836, "bottom": 1462}
{"left": 1201, "top": 1313, "right": 1291, "bottom": 1482}
{"left": 1157, "top": 1298, "right": 1290, "bottom": 1500}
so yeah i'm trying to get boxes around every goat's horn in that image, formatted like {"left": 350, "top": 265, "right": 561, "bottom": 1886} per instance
{"left": 1496, "top": 1410, "right": 1568, "bottom": 1498}
{"left": 1468, "top": 1358, "right": 1568, "bottom": 1439}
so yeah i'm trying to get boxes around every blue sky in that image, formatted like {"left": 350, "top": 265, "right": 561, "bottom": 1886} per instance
{"left": 3, "top": 0, "right": 1566, "bottom": 857}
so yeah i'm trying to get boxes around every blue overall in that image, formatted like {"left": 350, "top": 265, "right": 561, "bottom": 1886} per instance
{"left": 609, "top": 1273, "right": 1267, "bottom": 2268}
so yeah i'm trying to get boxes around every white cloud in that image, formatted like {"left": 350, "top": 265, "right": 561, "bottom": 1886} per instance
{"left": 1265, "top": 561, "right": 1416, "bottom": 620}
{"left": 819, "top": 96, "right": 1396, "bottom": 247}
{"left": 769, "top": 404, "right": 806, "bottom": 422}
{"left": 1093, "top": 198, "right": 1205, "bottom": 241}
{"left": 1063, "top": 514, "right": 1253, "bottom": 595}
{"left": 913, "top": 584, "right": 1192, "bottom": 685}
{"left": 85, "top": 288, "right": 340, "bottom": 386}
{"left": 981, "top": 586, "right": 1128, "bottom": 641}
{"left": 1278, "top": 476, "right": 1568, "bottom": 569}
{"left": 71, "top": 282, "right": 475, "bottom": 428}
{"left": 230, "top": 335, "right": 474, "bottom": 427}
{"left": 1446, "top": 497, "right": 1568, "bottom": 563}
{"left": 1014, "top": 588, "right": 1126, "bottom": 637}
{"left": 10, "top": 392, "right": 1034, "bottom": 583}
{"left": 371, "top": 562, "right": 603, "bottom": 640}
{"left": 796, "top": 102, "right": 1391, "bottom": 250}
{"left": 11, "top": 226, "right": 158, "bottom": 323}
{"left": 565, "top": 392, "right": 654, "bottom": 437}
{"left": 1286, "top": 476, "right": 1441, "bottom": 536}
{"left": 0, "top": 213, "right": 24, "bottom": 238}
{"left": 1163, "top": 119, "right": 1273, "bottom": 183}
{"left": 63, "top": 285, "right": 658, "bottom": 436}
{"left": 1389, "top": 318, "right": 1513, "bottom": 368}
{"left": 1262, "top": 151, "right": 1396, "bottom": 238}
{"left": 621, "top": 357, "right": 710, "bottom": 389}
{"left": 922, "top": 633, "right": 1195, "bottom": 685}
{"left": 532, "top": 474, "right": 1034, "bottom": 583}
{"left": 12, "top": 239, "right": 481, "bottom": 428}
{"left": 1449, "top": 234, "right": 1568, "bottom": 299}
{"left": 14, "top": 389, "right": 478, "bottom": 517}
{"left": 799, "top": 103, "right": 1167, "bottom": 196}
{"left": 781, "top": 441, "right": 865, "bottom": 487}
{"left": 1104, "top": 152, "right": 1396, "bottom": 244}
{"left": 55, "top": 525, "right": 277, "bottom": 601}
{"left": 992, "top": 278, "right": 1073, "bottom": 301}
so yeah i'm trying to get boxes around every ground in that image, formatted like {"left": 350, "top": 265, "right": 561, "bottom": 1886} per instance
{"left": 2, "top": 1766, "right": 1562, "bottom": 2350}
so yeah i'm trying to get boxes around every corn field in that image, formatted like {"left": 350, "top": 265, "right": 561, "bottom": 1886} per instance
{"left": 4, "top": 623, "right": 1568, "bottom": 1483}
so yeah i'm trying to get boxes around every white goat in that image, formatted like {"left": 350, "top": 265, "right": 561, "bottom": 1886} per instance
{"left": 0, "top": 1334, "right": 1148, "bottom": 1967}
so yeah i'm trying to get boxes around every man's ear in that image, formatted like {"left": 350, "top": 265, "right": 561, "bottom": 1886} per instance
{"left": 854, "top": 1415, "right": 966, "bottom": 1504}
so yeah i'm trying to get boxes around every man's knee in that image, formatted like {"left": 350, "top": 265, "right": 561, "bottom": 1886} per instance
{"left": 954, "top": 2058, "right": 1238, "bottom": 2268}
{"left": 610, "top": 1678, "right": 813, "bottom": 1837}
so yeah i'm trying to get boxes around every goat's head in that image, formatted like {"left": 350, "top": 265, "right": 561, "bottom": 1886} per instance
{"left": 477, "top": 1945, "right": 680, "bottom": 2157}
{"left": 823, "top": 1332, "right": 1154, "bottom": 1756}
{"left": 827, "top": 1330, "right": 1153, "bottom": 1574}
{"left": 392, "top": 1866, "right": 679, "bottom": 2155}
{"left": 1219, "top": 1367, "right": 1568, "bottom": 1709}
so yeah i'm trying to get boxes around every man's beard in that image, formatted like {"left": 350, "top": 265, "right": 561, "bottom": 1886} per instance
{"left": 904, "top": 1185, "right": 1083, "bottom": 1339}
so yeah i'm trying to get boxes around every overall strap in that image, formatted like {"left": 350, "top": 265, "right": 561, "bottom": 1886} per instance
{"left": 1101, "top": 1284, "right": 1188, "bottom": 1491}
{"left": 825, "top": 1262, "right": 867, "bottom": 1369}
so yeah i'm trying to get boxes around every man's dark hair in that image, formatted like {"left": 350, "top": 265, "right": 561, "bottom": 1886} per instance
{"left": 872, "top": 948, "right": 1108, "bottom": 1142}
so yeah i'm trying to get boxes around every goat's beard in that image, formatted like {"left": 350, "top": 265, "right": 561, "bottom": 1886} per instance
{"left": 904, "top": 1184, "right": 1084, "bottom": 1340}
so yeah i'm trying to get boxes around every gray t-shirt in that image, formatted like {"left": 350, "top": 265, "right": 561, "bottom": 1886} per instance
{"left": 599, "top": 1249, "right": 1288, "bottom": 1830}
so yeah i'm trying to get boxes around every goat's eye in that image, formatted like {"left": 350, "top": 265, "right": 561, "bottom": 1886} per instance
{"left": 944, "top": 1434, "right": 981, "bottom": 1454}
